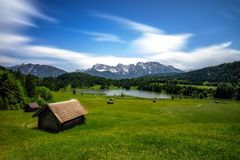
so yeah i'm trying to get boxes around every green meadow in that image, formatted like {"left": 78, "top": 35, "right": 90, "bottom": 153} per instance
{"left": 0, "top": 91, "right": 240, "bottom": 160}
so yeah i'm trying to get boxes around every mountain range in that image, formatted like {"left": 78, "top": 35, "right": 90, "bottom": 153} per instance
{"left": 78, "top": 62, "right": 184, "bottom": 79}
{"left": 6, "top": 61, "right": 240, "bottom": 83}
{"left": 8, "top": 63, "right": 66, "bottom": 78}
{"left": 9, "top": 62, "right": 183, "bottom": 79}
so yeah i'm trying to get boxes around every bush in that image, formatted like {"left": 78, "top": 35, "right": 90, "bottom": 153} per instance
{"left": 215, "top": 83, "right": 235, "bottom": 99}
{"left": 36, "top": 86, "right": 52, "bottom": 101}
{"left": 37, "top": 98, "right": 47, "bottom": 107}
{"left": 3, "top": 98, "right": 9, "bottom": 110}
{"left": 15, "top": 103, "right": 21, "bottom": 110}
{"left": 199, "top": 93, "right": 204, "bottom": 99}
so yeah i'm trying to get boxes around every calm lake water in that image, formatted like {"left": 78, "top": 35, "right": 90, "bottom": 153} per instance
{"left": 83, "top": 89, "right": 172, "bottom": 99}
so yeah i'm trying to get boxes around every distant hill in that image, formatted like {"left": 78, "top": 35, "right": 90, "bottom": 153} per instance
{"left": 177, "top": 61, "right": 240, "bottom": 83}
{"left": 147, "top": 61, "right": 240, "bottom": 83}
{"left": 8, "top": 63, "right": 67, "bottom": 78}
{"left": 56, "top": 72, "right": 110, "bottom": 88}
{"left": 78, "top": 62, "right": 184, "bottom": 79}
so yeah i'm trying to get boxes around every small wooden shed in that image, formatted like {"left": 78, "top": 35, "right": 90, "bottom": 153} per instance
{"left": 25, "top": 102, "right": 40, "bottom": 112}
{"left": 32, "top": 99, "right": 88, "bottom": 132}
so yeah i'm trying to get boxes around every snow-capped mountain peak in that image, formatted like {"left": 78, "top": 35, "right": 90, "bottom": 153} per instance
{"left": 81, "top": 61, "right": 184, "bottom": 79}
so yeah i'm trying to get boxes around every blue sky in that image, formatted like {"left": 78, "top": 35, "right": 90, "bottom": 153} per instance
{"left": 0, "top": 0, "right": 240, "bottom": 71}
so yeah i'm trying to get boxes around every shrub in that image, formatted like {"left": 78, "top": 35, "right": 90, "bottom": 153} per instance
{"left": 36, "top": 86, "right": 52, "bottom": 101}
{"left": 37, "top": 98, "right": 47, "bottom": 107}
{"left": 3, "top": 98, "right": 9, "bottom": 110}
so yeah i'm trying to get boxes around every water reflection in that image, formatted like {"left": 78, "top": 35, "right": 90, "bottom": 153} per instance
{"left": 83, "top": 89, "right": 171, "bottom": 99}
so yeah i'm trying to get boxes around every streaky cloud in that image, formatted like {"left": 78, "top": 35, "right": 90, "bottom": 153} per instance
{"left": 0, "top": 0, "right": 57, "bottom": 31}
{"left": 91, "top": 11, "right": 162, "bottom": 33}
{"left": 22, "top": 45, "right": 146, "bottom": 69}
{"left": 0, "top": 55, "right": 20, "bottom": 65}
{"left": 92, "top": 11, "right": 193, "bottom": 54}
{"left": 148, "top": 41, "right": 240, "bottom": 70}
{"left": 66, "top": 28, "right": 126, "bottom": 43}
{"left": 130, "top": 33, "right": 193, "bottom": 54}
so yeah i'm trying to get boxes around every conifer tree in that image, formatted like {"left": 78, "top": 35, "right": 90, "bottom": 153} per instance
{"left": 3, "top": 98, "right": 9, "bottom": 110}
{"left": 0, "top": 97, "right": 3, "bottom": 110}
{"left": 25, "top": 74, "right": 36, "bottom": 97}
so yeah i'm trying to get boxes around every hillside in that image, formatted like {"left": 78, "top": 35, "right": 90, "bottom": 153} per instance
{"left": 177, "top": 61, "right": 240, "bottom": 83}
{"left": 147, "top": 61, "right": 240, "bottom": 83}
{"left": 8, "top": 63, "right": 67, "bottom": 78}
{"left": 56, "top": 72, "right": 112, "bottom": 88}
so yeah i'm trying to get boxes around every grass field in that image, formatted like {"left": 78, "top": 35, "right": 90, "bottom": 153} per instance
{"left": 151, "top": 83, "right": 217, "bottom": 90}
{"left": 177, "top": 84, "right": 217, "bottom": 90}
{"left": 1, "top": 91, "right": 240, "bottom": 159}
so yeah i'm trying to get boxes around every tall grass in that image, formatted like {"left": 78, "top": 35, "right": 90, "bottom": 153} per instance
{"left": 0, "top": 91, "right": 240, "bottom": 159}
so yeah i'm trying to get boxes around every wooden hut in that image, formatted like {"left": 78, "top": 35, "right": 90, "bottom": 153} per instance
{"left": 32, "top": 99, "right": 88, "bottom": 132}
{"left": 25, "top": 102, "right": 40, "bottom": 112}
{"left": 107, "top": 100, "right": 114, "bottom": 104}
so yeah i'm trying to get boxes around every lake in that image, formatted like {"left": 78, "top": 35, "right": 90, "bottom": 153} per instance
{"left": 82, "top": 89, "right": 172, "bottom": 99}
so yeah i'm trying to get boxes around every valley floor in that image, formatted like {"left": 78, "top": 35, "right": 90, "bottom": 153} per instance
{"left": 0, "top": 92, "right": 240, "bottom": 159}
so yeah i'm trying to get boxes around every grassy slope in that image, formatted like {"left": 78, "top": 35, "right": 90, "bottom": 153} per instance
{"left": 0, "top": 92, "right": 240, "bottom": 159}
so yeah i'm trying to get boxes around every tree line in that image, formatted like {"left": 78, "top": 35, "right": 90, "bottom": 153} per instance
{"left": 41, "top": 71, "right": 240, "bottom": 100}
{"left": 0, "top": 67, "right": 52, "bottom": 110}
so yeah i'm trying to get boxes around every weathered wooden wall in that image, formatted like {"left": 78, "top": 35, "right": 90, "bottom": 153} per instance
{"left": 61, "top": 116, "right": 85, "bottom": 130}
{"left": 38, "top": 109, "right": 60, "bottom": 132}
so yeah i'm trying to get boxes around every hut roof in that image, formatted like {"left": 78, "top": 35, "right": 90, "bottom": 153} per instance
{"left": 27, "top": 102, "right": 39, "bottom": 109}
{"left": 33, "top": 99, "right": 88, "bottom": 123}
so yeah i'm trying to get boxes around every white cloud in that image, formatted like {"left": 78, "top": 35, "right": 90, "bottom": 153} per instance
{"left": 87, "top": 32, "right": 125, "bottom": 43}
{"left": 0, "top": 40, "right": 145, "bottom": 70}
{"left": 92, "top": 12, "right": 240, "bottom": 70}
{"left": 0, "top": 55, "right": 20, "bottom": 65}
{"left": 93, "top": 12, "right": 193, "bottom": 54}
{"left": 0, "top": 33, "right": 32, "bottom": 49}
{"left": 21, "top": 45, "right": 145, "bottom": 70}
{"left": 0, "top": 54, "right": 62, "bottom": 68}
{"left": 0, "top": 0, "right": 57, "bottom": 32}
{"left": 1, "top": 33, "right": 240, "bottom": 71}
{"left": 130, "top": 33, "right": 193, "bottom": 54}
{"left": 148, "top": 41, "right": 240, "bottom": 70}
{"left": 67, "top": 29, "right": 125, "bottom": 43}
{"left": 92, "top": 12, "right": 162, "bottom": 33}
